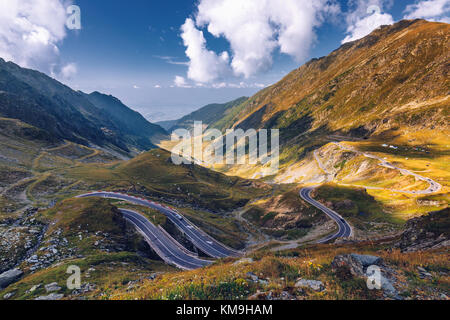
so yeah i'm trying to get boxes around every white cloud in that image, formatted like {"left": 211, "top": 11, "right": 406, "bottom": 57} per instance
{"left": 170, "top": 78, "right": 266, "bottom": 90}
{"left": 60, "top": 62, "right": 77, "bottom": 80}
{"left": 226, "top": 82, "right": 266, "bottom": 89}
{"left": 210, "top": 82, "right": 265, "bottom": 89}
{"left": 133, "top": 84, "right": 140, "bottom": 89}
{"left": 174, "top": 75, "right": 192, "bottom": 88}
{"left": 342, "top": 0, "right": 394, "bottom": 44}
{"left": 212, "top": 82, "right": 227, "bottom": 89}
{"left": 181, "top": 0, "right": 340, "bottom": 82}
{"left": 180, "top": 18, "right": 230, "bottom": 83}
{"left": 404, "top": 0, "right": 450, "bottom": 23}
{"left": 154, "top": 55, "right": 189, "bottom": 66}
{"left": 154, "top": 84, "right": 162, "bottom": 88}
{"left": 0, "top": 0, "right": 74, "bottom": 75}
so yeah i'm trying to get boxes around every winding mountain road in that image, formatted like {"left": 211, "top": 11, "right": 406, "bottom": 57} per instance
{"left": 120, "top": 209, "right": 211, "bottom": 270}
{"left": 77, "top": 192, "right": 242, "bottom": 260}
{"left": 301, "top": 141, "right": 442, "bottom": 244}
{"left": 333, "top": 142, "right": 442, "bottom": 194}
{"left": 299, "top": 187, "right": 353, "bottom": 243}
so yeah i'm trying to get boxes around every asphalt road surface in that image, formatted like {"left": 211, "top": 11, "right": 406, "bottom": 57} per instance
{"left": 77, "top": 192, "right": 241, "bottom": 259}
{"left": 299, "top": 187, "right": 353, "bottom": 244}
{"left": 120, "top": 209, "right": 211, "bottom": 270}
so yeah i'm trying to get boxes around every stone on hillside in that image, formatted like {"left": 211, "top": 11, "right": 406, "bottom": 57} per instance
{"left": 0, "top": 269, "right": 23, "bottom": 289}
{"left": 246, "top": 272, "right": 259, "bottom": 282}
{"left": 233, "top": 258, "right": 254, "bottom": 265}
{"left": 34, "top": 293, "right": 64, "bottom": 300}
{"left": 417, "top": 266, "right": 427, "bottom": 273}
{"left": 45, "top": 282, "right": 61, "bottom": 293}
{"left": 350, "top": 254, "right": 383, "bottom": 267}
{"left": 331, "top": 254, "right": 384, "bottom": 277}
{"left": 29, "top": 284, "right": 42, "bottom": 293}
{"left": 379, "top": 276, "right": 397, "bottom": 297}
{"left": 295, "top": 279, "right": 325, "bottom": 292}
{"left": 332, "top": 253, "right": 399, "bottom": 299}
{"left": 397, "top": 208, "right": 449, "bottom": 252}
{"left": 3, "top": 291, "right": 15, "bottom": 299}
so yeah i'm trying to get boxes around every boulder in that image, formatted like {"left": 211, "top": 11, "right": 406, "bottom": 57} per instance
{"left": 233, "top": 258, "right": 254, "bottom": 266}
{"left": 331, "top": 254, "right": 383, "bottom": 277}
{"left": 0, "top": 269, "right": 23, "bottom": 289}
{"left": 34, "top": 293, "right": 64, "bottom": 300}
{"left": 332, "top": 254, "right": 399, "bottom": 298}
{"left": 29, "top": 284, "right": 42, "bottom": 293}
{"left": 3, "top": 292, "right": 15, "bottom": 299}
{"left": 246, "top": 272, "right": 259, "bottom": 282}
{"left": 350, "top": 254, "right": 383, "bottom": 267}
{"left": 379, "top": 276, "right": 397, "bottom": 297}
{"left": 45, "top": 282, "right": 62, "bottom": 293}
{"left": 295, "top": 279, "right": 325, "bottom": 292}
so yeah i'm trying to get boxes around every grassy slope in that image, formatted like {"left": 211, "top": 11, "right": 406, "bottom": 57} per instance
{"left": 1, "top": 198, "right": 174, "bottom": 300}
{"left": 62, "top": 149, "right": 271, "bottom": 212}
{"left": 168, "top": 97, "right": 249, "bottom": 132}
{"left": 328, "top": 140, "right": 449, "bottom": 222}
{"left": 243, "top": 187, "right": 328, "bottom": 240}
{"left": 0, "top": 58, "right": 166, "bottom": 155}
{"left": 313, "top": 184, "right": 403, "bottom": 239}
{"left": 222, "top": 20, "right": 449, "bottom": 136}
{"left": 1, "top": 119, "right": 272, "bottom": 252}
{"left": 0, "top": 117, "right": 119, "bottom": 219}
{"left": 1, "top": 126, "right": 271, "bottom": 296}
{"left": 111, "top": 241, "right": 449, "bottom": 300}
{"left": 155, "top": 21, "right": 449, "bottom": 231}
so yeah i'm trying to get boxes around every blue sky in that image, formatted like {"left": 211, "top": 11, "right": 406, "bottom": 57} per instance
{"left": 2, "top": 0, "right": 449, "bottom": 122}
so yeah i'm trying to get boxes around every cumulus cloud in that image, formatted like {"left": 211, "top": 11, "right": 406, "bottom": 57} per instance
{"left": 174, "top": 75, "right": 192, "bottom": 88}
{"left": 181, "top": 0, "right": 340, "bottom": 82}
{"left": 59, "top": 63, "right": 77, "bottom": 80}
{"left": 180, "top": 18, "right": 230, "bottom": 83}
{"left": 404, "top": 0, "right": 450, "bottom": 23}
{"left": 0, "top": 0, "right": 76, "bottom": 78}
{"left": 342, "top": 0, "right": 394, "bottom": 43}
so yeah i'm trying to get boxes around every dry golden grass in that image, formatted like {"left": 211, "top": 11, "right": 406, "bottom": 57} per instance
{"left": 110, "top": 240, "right": 449, "bottom": 300}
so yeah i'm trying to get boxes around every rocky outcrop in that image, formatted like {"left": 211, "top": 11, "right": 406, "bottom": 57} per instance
{"left": 331, "top": 254, "right": 383, "bottom": 277}
{"left": 44, "top": 282, "right": 62, "bottom": 293}
{"left": 0, "top": 269, "right": 23, "bottom": 289}
{"left": 396, "top": 208, "right": 449, "bottom": 252}
{"left": 331, "top": 254, "right": 398, "bottom": 298}
{"left": 295, "top": 279, "right": 325, "bottom": 292}
{"left": 248, "top": 290, "right": 296, "bottom": 301}
{"left": 34, "top": 293, "right": 64, "bottom": 300}
{"left": 0, "top": 207, "right": 45, "bottom": 274}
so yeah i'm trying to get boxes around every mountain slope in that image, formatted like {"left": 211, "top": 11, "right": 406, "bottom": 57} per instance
{"left": 216, "top": 20, "right": 448, "bottom": 141}
{"left": 83, "top": 92, "right": 167, "bottom": 149}
{"left": 0, "top": 59, "right": 166, "bottom": 155}
{"left": 156, "top": 120, "right": 178, "bottom": 131}
{"left": 174, "top": 20, "right": 449, "bottom": 183}
{"left": 159, "top": 97, "right": 248, "bottom": 132}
